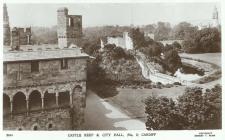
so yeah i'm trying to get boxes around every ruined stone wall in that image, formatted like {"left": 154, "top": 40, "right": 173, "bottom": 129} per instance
{"left": 67, "top": 15, "right": 82, "bottom": 38}
{"left": 11, "top": 28, "right": 20, "bottom": 50}
{"left": 57, "top": 8, "right": 82, "bottom": 48}
{"left": 107, "top": 32, "right": 133, "bottom": 50}
{"left": 4, "top": 58, "right": 87, "bottom": 88}
{"left": 3, "top": 108, "right": 72, "bottom": 130}
{"left": 17, "top": 28, "right": 32, "bottom": 45}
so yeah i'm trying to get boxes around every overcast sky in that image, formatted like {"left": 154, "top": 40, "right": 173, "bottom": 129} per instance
{"left": 6, "top": 3, "right": 220, "bottom": 27}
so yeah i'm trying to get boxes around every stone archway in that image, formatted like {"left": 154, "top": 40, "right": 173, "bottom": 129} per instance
{"left": 13, "top": 92, "right": 26, "bottom": 114}
{"left": 58, "top": 91, "right": 70, "bottom": 107}
{"left": 29, "top": 90, "right": 42, "bottom": 111}
{"left": 31, "top": 123, "right": 40, "bottom": 131}
{"left": 44, "top": 91, "right": 56, "bottom": 109}
{"left": 3, "top": 94, "right": 10, "bottom": 115}
{"left": 74, "top": 85, "right": 82, "bottom": 93}
{"left": 72, "top": 85, "right": 85, "bottom": 108}
{"left": 46, "top": 121, "right": 54, "bottom": 130}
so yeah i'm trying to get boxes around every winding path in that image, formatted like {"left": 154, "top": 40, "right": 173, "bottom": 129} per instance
{"left": 82, "top": 90, "right": 146, "bottom": 130}
{"left": 135, "top": 51, "right": 221, "bottom": 89}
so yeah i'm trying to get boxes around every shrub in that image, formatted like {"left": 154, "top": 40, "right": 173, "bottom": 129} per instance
{"left": 163, "top": 49, "right": 182, "bottom": 74}
{"left": 145, "top": 96, "right": 182, "bottom": 130}
{"left": 173, "top": 82, "right": 181, "bottom": 85}
{"left": 145, "top": 85, "right": 221, "bottom": 130}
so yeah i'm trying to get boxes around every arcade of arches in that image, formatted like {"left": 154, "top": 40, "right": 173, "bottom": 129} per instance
{"left": 3, "top": 83, "right": 84, "bottom": 116}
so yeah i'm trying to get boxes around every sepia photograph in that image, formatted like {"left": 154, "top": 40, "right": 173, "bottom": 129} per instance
{"left": 2, "top": 0, "right": 222, "bottom": 135}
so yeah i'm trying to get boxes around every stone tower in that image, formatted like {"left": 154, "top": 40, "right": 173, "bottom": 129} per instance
{"left": 3, "top": 3, "right": 11, "bottom": 46}
{"left": 57, "top": 7, "right": 82, "bottom": 48}
{"left": 212, "top": 6, "right": 219, "bottom": 28}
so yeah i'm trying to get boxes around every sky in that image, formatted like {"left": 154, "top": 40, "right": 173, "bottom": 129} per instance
{"left": 5, "top": 3, "right": 221, "bottom": 27}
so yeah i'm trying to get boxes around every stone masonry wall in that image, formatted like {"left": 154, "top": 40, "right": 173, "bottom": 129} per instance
{"left": 17, "top": 28, "right": 32, "bottom": 45}
{"left": 4, "top": 58, "right": 87, "bottom": 88}
{"left": 3, "top": 80, "right": 87, "bottom": 130}
{"left": 3, "top": 108, "right": 72, "bottom": 130}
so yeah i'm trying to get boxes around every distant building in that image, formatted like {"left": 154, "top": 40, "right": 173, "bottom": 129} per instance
{"left": 212, "top": 6, "right": 219, "bottom": 28}
{"left": 57, "top": 7, "right": 82, "bottom": 48}
{"left": 106, "top": 32, "right": 134, "bottom": 50}
{"left": 3, "top": 6, "right": 89, "bottom": 130}
{"left": 197, "top": 6, "right": 220, "bottom": 30}
{"left": 144, "top": 32, "right": 155, "bottom": 40}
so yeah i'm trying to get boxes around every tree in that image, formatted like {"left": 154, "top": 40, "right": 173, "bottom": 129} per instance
{"left": 177, "top": 87, "right": 207, "bottom": 129}
{"left": 140, "top": 24, "right": 156, "bottom": 34}
{"left": 154, "top": 22, "right": 172, "bottom": 41}
{"left": 172, "top": 22, "right": 198, "bottom": 40}
{"left": 183, "top": 28, "right": 221, "bottom": 53}
{"left": 163, "top": 48, "right": 182, "bottom": 73}
{"left": 171, "top": 41, "right": 181, "bottom": 50}
{"left": 201, "top": 85, "right": 222, "bottom": 129}
{"left": 177, "top": 86, "right": 222, "bottom": 129}
{"left": 111, "top": 47, "right": 126, "bottom": 59}
{"left": 145, "top": 85, "right": 222, "bottom": 130}
{"left": 145, "top": 96, "right": 183, "bottom": 130}
{"left": 31, "top": 26, "right": 57, "bottom": 44}
{"left": 130, "top": 28, "right": 147, "bottom": 49}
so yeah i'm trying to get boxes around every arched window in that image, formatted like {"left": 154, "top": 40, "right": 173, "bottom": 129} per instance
{"left": 74, "top": 85, "right": 82, "bottom": 93}
{"left": 61, "top": 59, "right": 68, "bottom": 70}
{"left": 48, "top": 124, "right": 52, "bottom": 128}
{"left": 18, "top": 128, "right": 23, "bottom": 131}
{"left": 48, "top": 123, "right": 53, "bottom": 129}
{"left": 33, "top": 125, "right": 38, "bottom": 130}
{"left": 58, "top": 91, "right": 70, "bottom": 107}
{"left": 3, "top": 94, "right": 10, "bottom": 115}
{"left": 31, "top": 123, "right": 40, "bottom": 130}
{"left": 29, "top": 90, "right": 42, "bottom": 111}
{"left": 13, "top": 92, "right": 26, "bottom": 114}
{"left": 44, "top": 91, "right": 56, "bottom": 109}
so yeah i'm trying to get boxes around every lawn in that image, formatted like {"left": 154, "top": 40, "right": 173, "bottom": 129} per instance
{"left": 179, "top": 53, "right": 221, "bottom": 66}
{"left": 108, "top": 86, "right": 186, "bottom": 122}
{"left": 106, "top": 53, "right": 221, "bottom": 123}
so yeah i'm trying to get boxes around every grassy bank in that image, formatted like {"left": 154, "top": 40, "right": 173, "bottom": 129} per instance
{"left": 108, "top": 86, "right": 186, "bottom": 122}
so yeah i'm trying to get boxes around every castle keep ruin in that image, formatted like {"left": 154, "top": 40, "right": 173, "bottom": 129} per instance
{"left": 57, "top": 7, "right": 82, "bottom": 48}
{"left": 3, "top": 6, "right": 89, "bottom": 130}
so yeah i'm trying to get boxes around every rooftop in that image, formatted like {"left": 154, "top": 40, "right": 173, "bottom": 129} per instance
{"left": 4, "top": 44, "right": 89, "bottom": 62}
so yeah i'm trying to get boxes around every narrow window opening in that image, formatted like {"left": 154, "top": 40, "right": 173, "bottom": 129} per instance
{"left": 61, "top": 59, "right": 68, "bottom": 70}
{"left": 48, "top": 123, "right": 53, "bottom": 129}
{"left": 69, "top": 17, "right": 74, "bottom": 27}
{"left": 31, "top": 61, "right": 39, "bottom": 72}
